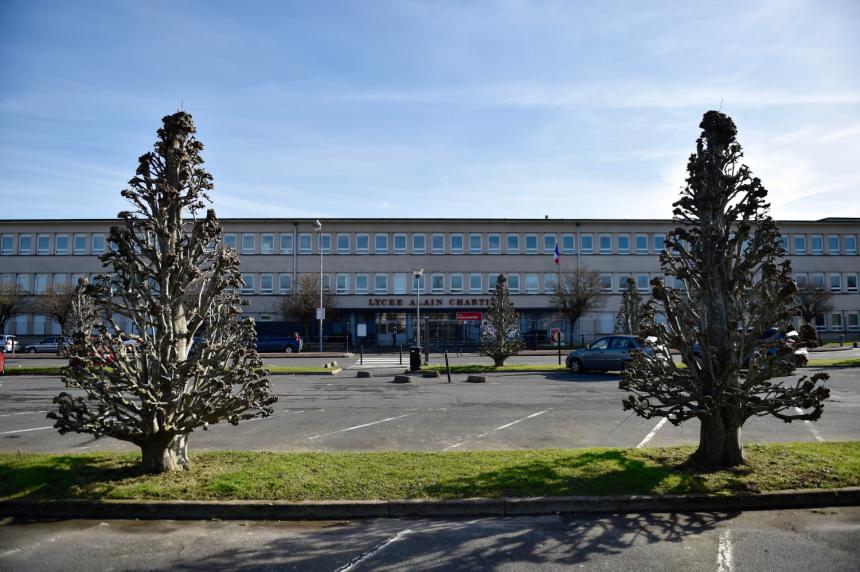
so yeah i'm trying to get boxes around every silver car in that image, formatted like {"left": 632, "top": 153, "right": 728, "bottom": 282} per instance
{"left": 24, "top": 336, "right": 66, "bottom": 354}
{"left": 566, "top": 335, "right": 654, "bottom": 373}
{"left": 1, "top": 335, "right": 20, "bottom": 353}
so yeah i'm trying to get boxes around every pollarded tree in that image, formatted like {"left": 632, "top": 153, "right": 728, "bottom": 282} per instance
{"left": 0, "top": 283, "right": 28, "bottom": 334}
{"left": 614, "top": 278, "right": 645, "bottom": 335}
{"left": 49, "top": 112, "right": 277, "bottom": 473}
{"left": 552, "top": 269, "right": 606, "bottom": 343}
{"left": 480, "top": 274, "right": 523, "bottom": 366}
{"left": 620, "top": 110, "right": 829, "bottom": 470}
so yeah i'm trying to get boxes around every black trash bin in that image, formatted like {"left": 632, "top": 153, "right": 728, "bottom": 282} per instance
{"left": 409, "top": 346, "right": 422, "bottom": 371}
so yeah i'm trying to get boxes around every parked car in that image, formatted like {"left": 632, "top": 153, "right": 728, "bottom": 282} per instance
{"left": 692, "top": 327, "right": 808, "bottom": 368}
{"left": 24, "top": 336, "right": 68, "bottom": 354}
{"left": 0, "top": 335, "right": 20, "bottom": 353}
{"left": 255, "top": 335, "right": 303, "bottom": 353}
{"left": 566, "top": 335, "right": 655, "bottom": 373}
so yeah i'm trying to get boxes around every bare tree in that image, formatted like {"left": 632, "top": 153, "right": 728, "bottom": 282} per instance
{"left": 33, "top": 284, "right": 76, "bottom": 349}
{"left": 0, "top": 283, "right": 28, "bottom": 334}
{"left": 614, "top": 278, "right": 645, "bottom": 335}
{"left": 795, "top": 286, "right": 833, "bottom": 326}
{"left": 551, "top": 269, "right": 606, "bottom": 342}
{"left": 620, "top": 110, "right": 829, "bottom": 470}
{"left": 49, "top": 112, "right": 277, "bottom": 473}
{"left": 480, "top": 274, "right": 523, "bottom": 366}
{"left": 279, "top": 274, "right": 337, "bottom": 338}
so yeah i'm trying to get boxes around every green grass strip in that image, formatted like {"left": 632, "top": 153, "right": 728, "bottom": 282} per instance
{"left": 1, "top": 442, "right": 857, "bottom": 501}
{"left": 807, "top": 357, "right": 860, "bottom": 368}
{"left": 2, "top": 366, "right": 63, "bottom": 376}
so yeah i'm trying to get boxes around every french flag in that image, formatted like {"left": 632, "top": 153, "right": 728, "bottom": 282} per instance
{"left": 553, "top": 243, "right": 560, "bottom": 265}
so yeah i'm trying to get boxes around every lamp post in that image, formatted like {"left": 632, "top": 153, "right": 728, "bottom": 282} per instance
{"left": 313, "top": 219, "right": 323, "bottom": 353}
{"left": 413, "top": 269, "right": 424, "bottom": 348}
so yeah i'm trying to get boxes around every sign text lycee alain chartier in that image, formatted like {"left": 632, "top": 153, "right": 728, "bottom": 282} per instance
{"left": 366, "top": 297, "right": 492, "bottom": 307}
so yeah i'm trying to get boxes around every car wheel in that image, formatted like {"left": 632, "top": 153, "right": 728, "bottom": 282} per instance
{"left": 28, "top": 348, "right": 36, "bottom": 354}
{"left": 284, "top": 346, "right": 294, "bottom": 353}
{"left": 569, "top": 358, "right": 584, "bottom": 374}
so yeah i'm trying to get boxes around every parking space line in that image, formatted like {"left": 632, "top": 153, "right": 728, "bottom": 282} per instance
{"left": 1, "top": 426, "right": 53, "bottom": 435}
{"left": 444, "top": 409, "right": 550, "bottom": 451}
{"left": 0, "top": 410, "right": 49, "bottom": 418}
{"left": 335, "top": 528, "right": 413, "bottom": 572}
{"left": 636, "top": 417, "right": 668, "bottom": 448}
{"left": 716, "top": 529, "right": 733, "bottom": 572}
{"left": 308, "top": 413, "right": 416, "bottom": 440}
{"left": 794, "top": 407, "right": 824, "bottom": 442}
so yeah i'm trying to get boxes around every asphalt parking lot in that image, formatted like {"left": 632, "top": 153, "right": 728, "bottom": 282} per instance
{"left": 1, "top": 367, "right": 857, "bottom": 454}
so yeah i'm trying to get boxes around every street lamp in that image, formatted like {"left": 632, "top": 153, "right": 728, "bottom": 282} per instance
{"left": 413, "top": 269, "right": 424, "bottom": 349}
{"left": 313, "top": 219, "right": 323, "bottom": 353}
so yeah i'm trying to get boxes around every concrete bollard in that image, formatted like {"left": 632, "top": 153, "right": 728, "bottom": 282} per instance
{"left": 357, "top": 370, "right": 373, "bottom": 378}
{"left": 422, "top": 370, "right": 440, "bottom": 378}
{"left": 393, "top": 375, "right": 412, "bottom": 383}
{"left": 465, "top": 375, "right": 487, "bottom": 383}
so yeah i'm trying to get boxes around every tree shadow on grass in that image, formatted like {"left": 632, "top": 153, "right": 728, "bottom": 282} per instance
{"left": 0, "top": 454, "right": 143, "bottom": 500}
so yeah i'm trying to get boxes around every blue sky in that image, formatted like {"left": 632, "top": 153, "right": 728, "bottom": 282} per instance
{"left": 1, "top": 0, "right": 858, "bottom": 220}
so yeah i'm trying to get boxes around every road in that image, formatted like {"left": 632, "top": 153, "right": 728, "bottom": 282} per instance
{"left": 1, "top": 368, "right": 857, "bottom": 454}
{"left": 1, "top": 507, "right": 858, "bottom": 571}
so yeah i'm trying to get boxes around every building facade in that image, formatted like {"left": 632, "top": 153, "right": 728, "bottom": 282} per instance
{"left": 1, "top": 217, "right": 858, "bottom": 347}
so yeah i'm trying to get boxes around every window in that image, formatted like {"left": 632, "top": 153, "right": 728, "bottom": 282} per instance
{"left": 19, "top": 234, "right": 33, "bottom": 255}
{"left": 412, "top": 234, "right": 426, "bottom": 254}
{"left": 599, "top": 234, "right": 612, "bottom": 254}
{"left": 831, "top": 312, "right": 843, "bottom": 331}
{"left": 374, "top": 273, "right": 388, "bottom": 293}
{"left": 814, "top": 314, "right": 826, "bottom": 331}
{"left": 827, "top": 235, "right": 839, "bottom": 255}
{"left": 393, "top": 234, "right": 407, "bottom": 254}
{"left": 355, "top": 274, "right": 369, "bottom": 294}
{"left": 298, "top": 233, "right": 312, "bottom": 254}
{"left": 374, "top": 234, "right": 388, "bottom": 254}
{"left": 813, "top": 273, "right": 825, "bottom": 289}
{"left": 618, "top": 275, "right": 632, "bottom": 290}
{"left": 319, "top": 233, "right": 332, "bottom": 254}
{"left": 336, "top": 274, "right": 349, "bottom": 294}
{"left": 599, "top": 274, "right": 612, "bottom": 292}
{"left": 34, "top": 274, "right": 49, "bottom": 294}
{"left": 261, "top": 234, "right": 275, "bottom": 255}
{"left": 469, "top": 273, "right": 482, "bottom": 293}
{"left": 431, "top": 273, "right": 444, "bottom": 293}
{"left": 33, "top": 314, "right": 46, "bottom": 336}
{"left": 356, "top": 234, "right": 369, "bottom": 254}
{"left": 617, "top": 235, "right": 631, "bottom": 254}
{"left": 37, "top": 235, "right": 50, "bottom": 255}
{"left": 91, "top": 234, "right": 105, "bottom": 255}
{"left": 543, "top": 234, "right": 556, "bottom": 254}
{"left": 224, "top": 233, "right": 237, "bottom": 250}
{"left": 241, "top": 233, "right": 255, "bottom": 254}
{"left": 54, "top": 234, "right": 69, "bottom": 256}
{"left": 322, "top": 274, "right": 332, "bottom": 293}
{"left": 846, "top": 274, "right": 858, "bottom": 293}
{"left": 487, "top": 234, "right": 501, "bottom": 254}
{"left": 811, "top": 235, "right": 823, "bottom": 255}
{"left": 794, "top": 235, "right": 806, "bottom": 255}
{"left": 280, "top": 233, "right": 294, "bottom": 254}
{"left": 562, "top": 234, "right": 575, "bottom": 254}
{"left": 1, "top": 235, "right": 13, "bottom": 255}
{"left": 431, "top": 233, "right": 445, "bottom": 254}
{"left": 673, "top": 276, "right": 685, "bottom": 290}
{"left": 508, "top": 274, "right": 520, "bottom": 294}
{"left": 525, "top": 273, "right": 539, "bottom": 294}
{"left": 487, "top": 273, "right": 499, "bottom": 292}
{"left": 332, "top": 233, "right": 348, "bottom": 254}
{"left": 844, "top": 236, "right": 856, "bottom": 255}
{"left": 53, "top": 274, "right": 67, "bottom": 288}
{"left": 16, "top": 274, "right": 29, "bottom": 293}
{"left": 450, "top": 234, "right": 464, "bottom": 254}
{"left": 412, "top": 273, "right": 426, "bottom": 293}
{"left": 830, "top": 274, "right": 842, "bottom": 293}
{"left": 279, "top": 274, "right": 292, "bottom": 294}
{"left": 653, "top": 234, "right": 665, "bottom": 252}
{"left": 0, "top": 274, "right": 12, "bottom": 287}
{"left": 524, "top": 234, "right": 538, "bottom": 254}
{"left": 241, "top": 274, "right": 254, "bottom": 294}
{"left": 450, "top": 274, "right": 464, "bottom": 293}
{"left": 780, "top": 235, "right": 789, "bottom": 253}
{"left": 260, "top": 274, "right": 273, "bottom": 294}
{"left": 544, "top": 273, "right": 558, "bottom": 293}
{"left": 580, "top": 234, "right": 593, "bottom": 254}
{"left": 795, "top": 273, "right": 808, "bottom": 289}
{"left": 506, "top": 234, "right": 520, "bottom": 253}
{"left": 466, "top": 234, "right": 480, "bottom": 254}
{"left": 847, "top": 311, "right": 859, "bottom": 331}
{"left": 393, "top": 273, "right": 407, "bottom": 294}
{"left": 72, "top": 234, "right": 86, "bottom": 255}
{"left": 637, "top": 274, "right": 650, "bottom": 292}
{"left": 635, "top": 235, "right": 648, "bottom": 254}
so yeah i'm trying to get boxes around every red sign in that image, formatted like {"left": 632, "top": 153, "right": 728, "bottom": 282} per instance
{"left": 456, "top": 312, "right": 483, "bottom": 321}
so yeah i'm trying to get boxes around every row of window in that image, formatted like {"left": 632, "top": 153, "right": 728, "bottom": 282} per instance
{"left": 1, "top": 233, "right": 106, "bottom": 256}
{"left": 780, "top": 235, "right": 857, "bottom": 256}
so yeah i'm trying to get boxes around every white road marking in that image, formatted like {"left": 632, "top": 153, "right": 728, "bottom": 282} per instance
{"left": 443, "top": 410, "right": 550, "bottom": 451}
{"left": 335, "top": 528, "right": 413, "bottom": 572}
{"left": 716, "top": 529, "right": 733, "bottom": 572}
{"left": 0, "top": 548, "right": 22, "bottom": 559}
{"left": 636, "top": 417, "right": 668, "bottom": 448}
{"left": 308, "top": 413, "right": 416, "bottom": 440}
{"left": 795, "top": 407, "right": 824, "bottom": 442}
{"left": 0, "top": 426, "right": 53, "bottom": 435}
{"left": 0, "top": 410, "right": 49, "bottom": 418}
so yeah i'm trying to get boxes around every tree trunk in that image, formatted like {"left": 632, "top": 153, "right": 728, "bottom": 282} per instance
{"left": 689, "top": 408, "right": 745, "bottom": 469}
{"left": 140, "top": 435, "right": 187, "bottom": 473}
{"left": 494, "top": 356, "right": 506, "bottom": 367}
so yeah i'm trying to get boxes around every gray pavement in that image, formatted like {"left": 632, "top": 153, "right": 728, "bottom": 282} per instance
{"left": 1, "top": 368, "right": 857, "bottom": 454}
{"left": 1, "top": 507, "right": 858, "bottom": 571}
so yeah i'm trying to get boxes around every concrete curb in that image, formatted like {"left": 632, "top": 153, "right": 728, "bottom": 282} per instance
{"left": 3, "top": 487, "right": 858, "bottom": 521}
